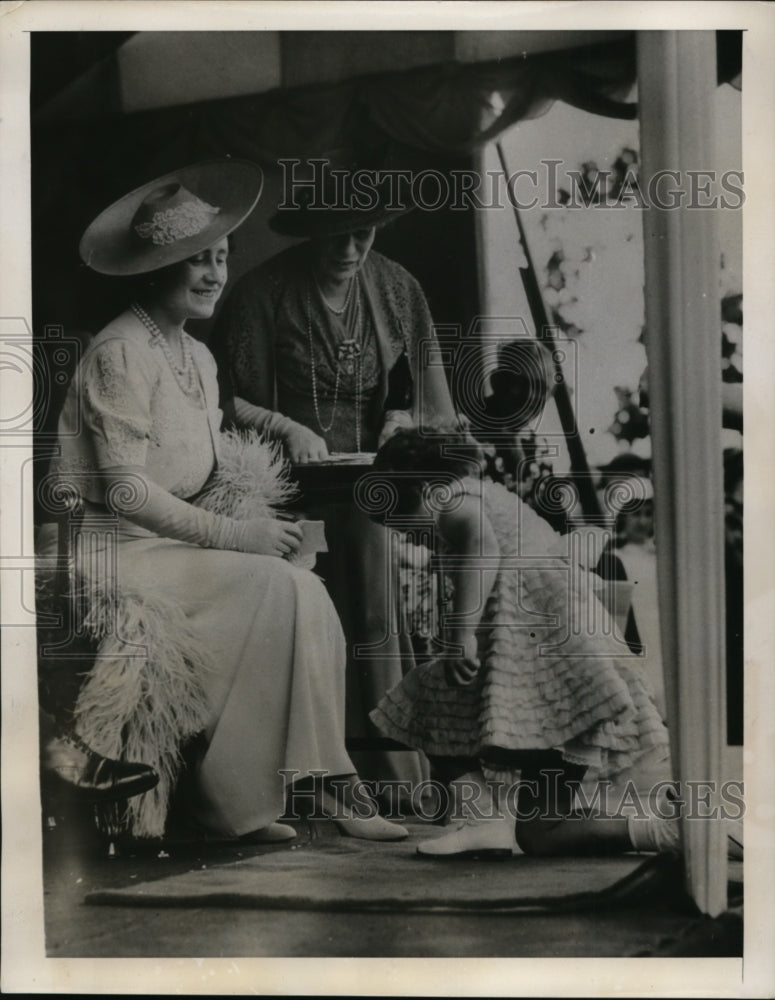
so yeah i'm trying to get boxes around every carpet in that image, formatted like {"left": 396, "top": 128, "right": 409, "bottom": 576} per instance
{"left": 85, "top": 837, "right": 685, "bottom": 914}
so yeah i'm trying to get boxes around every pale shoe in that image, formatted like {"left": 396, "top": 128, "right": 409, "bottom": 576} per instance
{"left": 319, "top": 789, "right": 409, "bottom": 841}
{"left": 416, "top": 815, "right": 515, "bottom": 859}
{"left": 239, "top": 822, "right": 297, "bottom": 844}
{"left": 333, "top": 811, "right": 409, "bottom": 842}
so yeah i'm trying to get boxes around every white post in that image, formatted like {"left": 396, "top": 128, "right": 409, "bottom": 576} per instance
{"left": 637, "top": 31, "right": 727, "bottom": 916}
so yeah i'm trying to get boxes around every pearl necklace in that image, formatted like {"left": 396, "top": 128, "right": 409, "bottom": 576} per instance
{"left": 131, "top": 302, "right": 199, "bottom": 398}
{"left": 314, "top": 273, "right": 355, "bottom": 316}
{"left": 305, "top": 274, "right": 363, "bottom": 452}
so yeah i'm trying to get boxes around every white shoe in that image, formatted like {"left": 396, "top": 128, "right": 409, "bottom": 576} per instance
{"left": 239, "top": 822, "right": 297, "bottom": 844}
{"left": 333, "top": 811, "right": 409, "bottom": 842}
{"left": 319, "top": 789, "right": 408, "bottom": 841}
{"left": 416, "top": 816, "right": 515, "bottom": 859}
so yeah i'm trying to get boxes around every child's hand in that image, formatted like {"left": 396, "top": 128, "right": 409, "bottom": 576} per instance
{"left": 443, "top": 633, "right": 480, "bottom": 687}
{"left": 444, "top": 655, "right": 481, "bottom": 687}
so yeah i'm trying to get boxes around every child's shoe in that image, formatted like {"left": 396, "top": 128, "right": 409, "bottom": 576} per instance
{"left": 416, "top": 814, "right": 515, "bottom": 859}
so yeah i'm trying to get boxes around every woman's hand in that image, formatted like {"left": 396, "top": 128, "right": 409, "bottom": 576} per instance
{"left": 443, "top": 632, "right": 480, "bottom": 687}
{"left": 377, "top": 421, "right": 400, "bottom": 449}
{"left": 377, "top": 409, "right": 413, "bottom": 449}
{"left": 282, "top": 422, "right": 329, "bottom": 464}
{"left": 232, "top": 517, "right": 304, "bottom": 557}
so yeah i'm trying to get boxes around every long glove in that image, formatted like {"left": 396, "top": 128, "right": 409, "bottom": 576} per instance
{"left": 233, "top": 396, "right": 329, "bottom": 463}
{"left": 103, "top": 466, "right": 302, "bottom": 557}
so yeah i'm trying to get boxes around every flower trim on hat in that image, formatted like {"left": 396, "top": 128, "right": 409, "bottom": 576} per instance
{"left": 134, "top": 198, "right": 221, "bottom": 246}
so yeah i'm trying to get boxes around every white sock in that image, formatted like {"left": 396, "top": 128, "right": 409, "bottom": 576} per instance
{"left": 627, "top": 814, "right": 681, "bottom": 853}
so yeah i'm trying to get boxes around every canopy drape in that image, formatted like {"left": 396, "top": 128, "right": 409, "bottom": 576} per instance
{"left": 33, "top": 38, "right": 644, "bottom": 222}
{"left": 32, "top": 30, "right": 740, "bottom": 230}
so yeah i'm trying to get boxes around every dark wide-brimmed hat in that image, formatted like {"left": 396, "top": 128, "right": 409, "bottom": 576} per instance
{"left": 269, "top": 167, "right": 415, "bottom": 238}
{"left": 79, "top": 159, "right": 264, "bottom": 275}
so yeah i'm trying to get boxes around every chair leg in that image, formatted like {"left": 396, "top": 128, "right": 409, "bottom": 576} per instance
{"left": 93, "top": 800, "right": 131, "bottom": 859}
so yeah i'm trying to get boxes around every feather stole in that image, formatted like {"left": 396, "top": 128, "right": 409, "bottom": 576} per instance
{"left": 72, "top": 430, "right": 294, "bottom": 838}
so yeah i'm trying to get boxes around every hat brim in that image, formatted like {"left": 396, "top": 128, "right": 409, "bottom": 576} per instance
{"left": 269, "top": 201, "right": 414, "bottom": 238}
{"left": 79, "top": 159, "right": 263, "bottom": 276}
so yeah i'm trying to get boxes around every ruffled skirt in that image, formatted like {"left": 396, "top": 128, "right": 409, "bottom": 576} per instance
{"left": 371, "top": 556, "right": 669, "bottom": 779}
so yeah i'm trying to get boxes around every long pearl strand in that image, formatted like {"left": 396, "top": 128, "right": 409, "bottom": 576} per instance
{"left": 131, "top": 301, "right": 199, "bottom": 398}
{"left": 306, "top": 275, "right": 362, "bottom": 451}
{"left": 314, "top": 273, "right": 355, "bottom": 316}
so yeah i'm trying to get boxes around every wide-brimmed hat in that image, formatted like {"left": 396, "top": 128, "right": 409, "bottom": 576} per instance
{"left": 79, "top": 159, "right": 263, "bottom": 275}
{"left": 269, "top": 166, "right": 415, "bottom": 238}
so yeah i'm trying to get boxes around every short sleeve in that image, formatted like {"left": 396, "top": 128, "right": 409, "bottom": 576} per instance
{"left": 80, "top": 338, "right": 155, "bottom": 469}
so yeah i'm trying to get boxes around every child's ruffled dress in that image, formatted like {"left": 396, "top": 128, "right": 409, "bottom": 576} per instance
{"left": 371, "top": 478, "right": 669, "bottom": 778}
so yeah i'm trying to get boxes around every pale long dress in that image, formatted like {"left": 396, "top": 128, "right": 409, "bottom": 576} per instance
{"left": 43, "top": 310, "right": 354, "bottom": 838}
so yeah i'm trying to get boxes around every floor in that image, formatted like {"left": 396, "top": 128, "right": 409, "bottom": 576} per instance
{"left": 40, "top": 803, "right": 743, "bottom": 960}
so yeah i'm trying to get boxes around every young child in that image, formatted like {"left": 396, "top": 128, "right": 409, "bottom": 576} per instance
{"left": 367, "top": 425, "right": 677, "bottom": 859}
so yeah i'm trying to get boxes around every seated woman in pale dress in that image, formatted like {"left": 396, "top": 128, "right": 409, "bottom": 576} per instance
{"left": 38, "top": 160, "right": 406, "bottom": 843}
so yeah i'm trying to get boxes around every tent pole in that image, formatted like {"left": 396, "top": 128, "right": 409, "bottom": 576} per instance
{"left": 495, "top": 141, "right": 602, "bottom": 519}
{"left": 637, "top": 31, "right": 727, "bottom": 917}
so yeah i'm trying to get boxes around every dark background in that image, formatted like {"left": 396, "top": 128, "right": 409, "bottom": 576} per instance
{"left": 31, "top": 32, "right": 480, "bottom": 441}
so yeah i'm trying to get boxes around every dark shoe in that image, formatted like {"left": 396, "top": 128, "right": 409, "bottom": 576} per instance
{"left": 42, "top": 732, "right": 159, "bottom": 803}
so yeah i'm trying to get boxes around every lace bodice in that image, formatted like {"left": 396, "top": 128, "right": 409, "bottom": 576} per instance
{"left": 55, "top": 310, "right": 222, "bottom": 503}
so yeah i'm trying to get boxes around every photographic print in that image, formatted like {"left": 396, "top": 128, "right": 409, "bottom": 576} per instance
{"left": 1, "top": 2, "right": 773, "bottom": 996}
